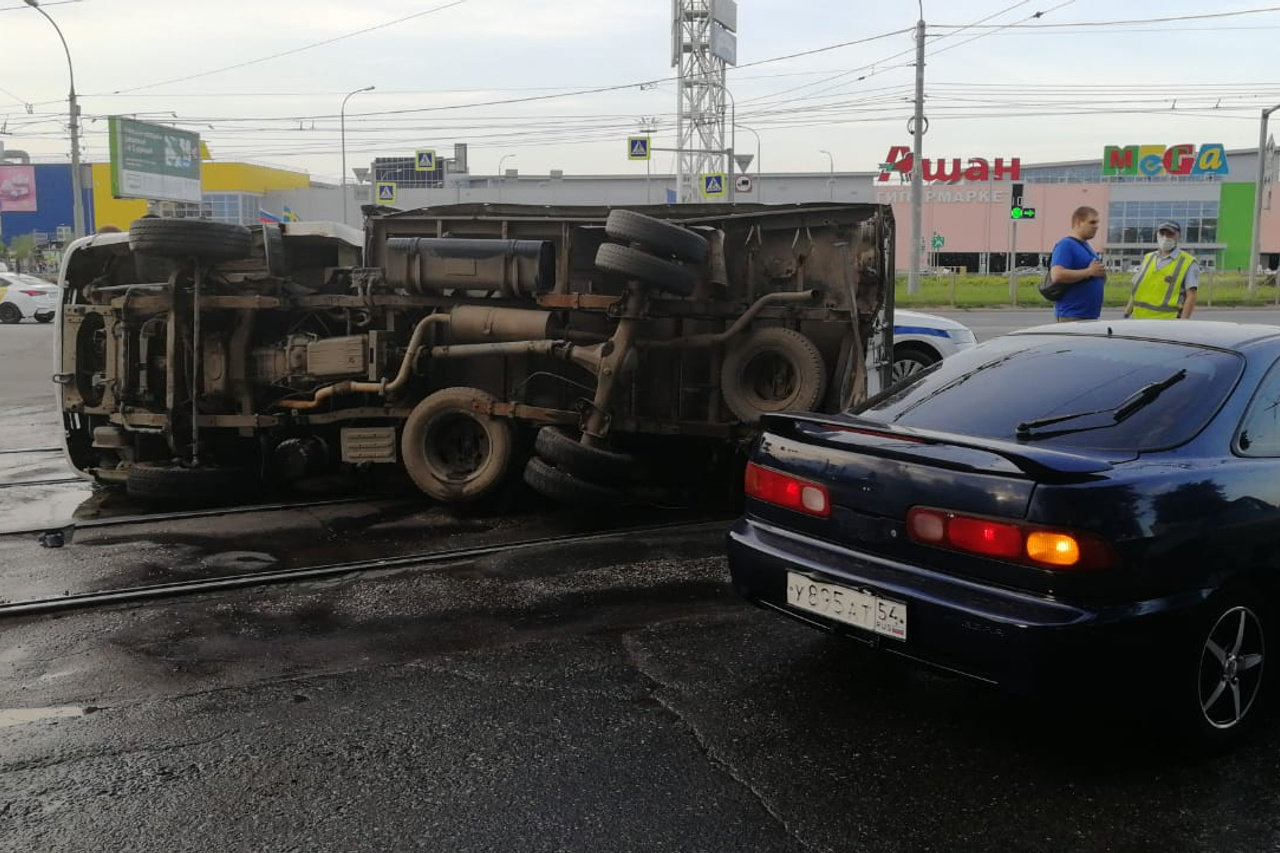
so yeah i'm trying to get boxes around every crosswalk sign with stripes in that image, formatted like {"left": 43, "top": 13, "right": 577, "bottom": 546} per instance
{"left": 702, "top": 173, "right": 726, "bottom": 197}
{"left": 376, "top": 182, "right": 397, "bottom": 204}
{"left": 415, "top": 150, "right": 436, "bottom": 171}
{"left": 627, "top": 136, "right": 651, "bottom": 161}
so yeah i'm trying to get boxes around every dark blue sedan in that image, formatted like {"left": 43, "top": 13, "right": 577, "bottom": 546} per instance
{"left": 727, "top": 320, "right": 1280, "bottom": 748}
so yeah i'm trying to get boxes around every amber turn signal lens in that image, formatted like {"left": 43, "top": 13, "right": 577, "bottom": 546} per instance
{"left": 1025, "top": 531, "right": 1080, "bottom": 567}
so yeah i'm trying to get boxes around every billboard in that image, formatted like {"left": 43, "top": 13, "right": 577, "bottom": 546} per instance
{"left": 108, "top": 117, "right": 202, "bottom": 203}
{"left": 0, "top": 165, "right": 37, "bottom": 212}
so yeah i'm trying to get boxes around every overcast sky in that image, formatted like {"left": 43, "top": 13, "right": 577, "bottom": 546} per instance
{"left": 3, "top": 0, "right": 1280, "bottom": 184}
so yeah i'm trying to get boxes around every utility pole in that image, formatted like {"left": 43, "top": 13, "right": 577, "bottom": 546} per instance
{"left": 1249, "top": 105, "right": 1280, "bottom": 295}
{"left": 25, "top": 0, "right": 83, "bottom": 239}
{"left": 907, "top": 11, "right": 927, "bottom": 296}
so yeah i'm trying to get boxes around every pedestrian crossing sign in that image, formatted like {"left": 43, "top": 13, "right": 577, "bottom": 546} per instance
{"left": 376, "top": 181, "right": 397, "bottom": 204}
{"left": 628, "top": 136, "right": 651, "bottom": 161}
{"left": 702, "top": 173, "right": 726, "bottom": 197}
{"left": 415, "top": 150, "right": 436, "bottom": 171}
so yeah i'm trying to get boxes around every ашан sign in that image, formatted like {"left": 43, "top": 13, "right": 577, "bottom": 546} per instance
{"left": 877, "top": 146, "right": 1022, "bottom": 183}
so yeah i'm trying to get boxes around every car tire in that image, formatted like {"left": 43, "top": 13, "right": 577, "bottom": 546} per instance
{"left": 604, "top": 209, "right": 709, "bottom": 264}
{"left": 35, "top": 314, "right": 54, "bottom": 324}
{"left": 892, "top": 344, "right": 940, "bottom": 382}
{"left": 594, "top": 243, "right": 698, "bottom": 297}
{"left": 522, "top": 457, "right": 625, "bottom": 506}
{"left": 534, "top": 426, "right": 636, "bottom": 484}
{"left": 125, "top": 461, "right": 253, "bottom": 504}
{"left": 1173, "top": 584, "right": 1272, "bottom": 750}
{"left": 401, "top": 387, "right": 517, "bottom": 504}
{"left": 720, "top": 327, "right": 828, "bottom": 424}
{"left": 0, "top": 303, "right": 21, "bottom": 324}
{"left": 129, "top": 218, "right": 253, "bottom": 262}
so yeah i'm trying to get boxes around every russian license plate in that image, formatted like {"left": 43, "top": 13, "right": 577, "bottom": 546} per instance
{"left": 785, "top": 571, "right": 907, "bottom": 641}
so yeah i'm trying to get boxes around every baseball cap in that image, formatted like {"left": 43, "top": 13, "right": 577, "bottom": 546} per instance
{"left": 1156, "top": 220, "right": 1182, "bottom": 236}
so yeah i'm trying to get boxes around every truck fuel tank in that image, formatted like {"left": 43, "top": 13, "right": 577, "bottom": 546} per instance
{"left": 383, "top": 238, "right": 554, "bottom": 299}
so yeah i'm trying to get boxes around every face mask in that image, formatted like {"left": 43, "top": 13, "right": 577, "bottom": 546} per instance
{"left": 1157, "top": 236, "right": 1177, "bottom": 252}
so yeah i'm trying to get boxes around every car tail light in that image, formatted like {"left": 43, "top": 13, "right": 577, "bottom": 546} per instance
{"left": 19, "top": 290, "right": 45, "bottom": 297}
{"left": 907, "top": 506, "right": 1118, "bottom": 570}
{"left": 744, "top": 462, "right": 830, "bottom": 518}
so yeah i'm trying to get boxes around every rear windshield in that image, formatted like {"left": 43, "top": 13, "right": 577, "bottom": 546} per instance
{"left": 856, "top": 334, "right": 1243, "bottom": 451}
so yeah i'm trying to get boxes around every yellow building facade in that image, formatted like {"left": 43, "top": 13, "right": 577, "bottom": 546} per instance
{"left": 91, "top": 161, "right": 311, "bottom": 232}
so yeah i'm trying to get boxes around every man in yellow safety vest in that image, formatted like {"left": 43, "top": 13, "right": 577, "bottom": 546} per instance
{"left": 1125, "top": 221, "right": 1200, "bottom": 319}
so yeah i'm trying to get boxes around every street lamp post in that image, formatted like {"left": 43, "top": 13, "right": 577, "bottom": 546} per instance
{"left": 819, "top": 149, "right": 835, "bottom": 201}
{"left": 497, "top": 154, "right": 516, "bottom": 201}
{"left": 24, "top": 0, "right": 83, "bottom": 238}
{"left": 1249, "top": 104, "right": 1280, "bottom": 295}
{"left": 719, "top": 83, "right": 736, "bottom": 201}
{"left": 340, "top": 85, "right": 374, "bottom": 226}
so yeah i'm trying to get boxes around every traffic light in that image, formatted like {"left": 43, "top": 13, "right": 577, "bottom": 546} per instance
{"left": 1009, "top": 182, "right": 1036, "bottom": 220}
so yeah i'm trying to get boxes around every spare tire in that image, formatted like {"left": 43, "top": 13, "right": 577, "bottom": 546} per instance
{"left": 720, "top": 328, "right": 828, "bottom": 424}
{"left": 534, "top": 426, "right": 636, "bottom": 484}
{"left": 605, "top": 209, "right": 709, "bottom": 264}
{"left": 129, "top": 219, "right": 252, "bottom": 262}
{"left": 522, "top": 457, "right": 625, "bottom": 507}
{"left": 125, "top": 461, "right": 252, "bottom": 504}
{"left": 595, "top": 243, "right": 697, "bottom": 297}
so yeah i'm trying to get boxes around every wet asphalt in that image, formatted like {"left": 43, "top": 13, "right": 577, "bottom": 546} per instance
{"left": 4, "top": 320, "right": 1280, "bottom": 853}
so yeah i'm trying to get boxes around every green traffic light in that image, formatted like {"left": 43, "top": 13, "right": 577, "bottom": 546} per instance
{"left": 1010, "top": 207, "right": 1024, "bottom": 220}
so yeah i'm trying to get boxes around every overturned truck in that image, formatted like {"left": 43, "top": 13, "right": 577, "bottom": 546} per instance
{"left": 56, "top": 203, "right": 894, "bottom": 506}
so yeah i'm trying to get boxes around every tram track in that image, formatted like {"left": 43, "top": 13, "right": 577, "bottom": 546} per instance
{"left": 0, "top": 518, "right": 730, "bottom": 619}
{"left": 0, "top": 476, "right": 83, "bottom": 489}
{"left": 0, "top": 447, "right": 62, "bottom": 455}
{"left": 0, "top": 494, "right": 397, "bottom": 538}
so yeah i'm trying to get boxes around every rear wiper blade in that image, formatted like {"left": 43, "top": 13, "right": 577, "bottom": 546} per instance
{"left": 1015, "top": 369, "right": 1188, "bottom": 438}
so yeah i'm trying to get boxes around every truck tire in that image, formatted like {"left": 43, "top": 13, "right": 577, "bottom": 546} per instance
{"left": 595, "top": 243, "right": 697, "bottom": 297}
{"left": 605, "top": 209, "right": 709, "bottom": 264}
{"left": 129, "top": 219, "right": 252, "bottom": 262}
{"left": 720, "top": 328, "right": 828, "bottom": 424}
{"left": 534, "top": 426, "right": 636, "bottom": 483}
{"left": 125, "top": 461, "right": 251, "bottom": 503}
{"left": 522, "top": 457, "right": 625, "bottom": 507}
{"left": 401, "top": 387, "right": 517, "bottom": 504}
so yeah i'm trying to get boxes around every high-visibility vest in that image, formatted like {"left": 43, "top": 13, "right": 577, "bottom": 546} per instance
{"left": 1130, "top": 250, "right": 1195, "bottom": 319}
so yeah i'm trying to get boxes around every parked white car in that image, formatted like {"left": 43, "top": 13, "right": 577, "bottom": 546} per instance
{"left": 892, "top": 309, "right": 978, "bottom": 380}
{"left": 0, "top": 273, "right": 57, "bottom": 324}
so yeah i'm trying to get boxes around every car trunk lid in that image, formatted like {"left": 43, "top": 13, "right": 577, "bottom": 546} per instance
{"left": 749, "top": 412, "right": 1130, "bottom": 592}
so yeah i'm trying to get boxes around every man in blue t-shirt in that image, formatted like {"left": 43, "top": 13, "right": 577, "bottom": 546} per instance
{"left": 1048, "top": 206, "right": 1107, "bottom": 320}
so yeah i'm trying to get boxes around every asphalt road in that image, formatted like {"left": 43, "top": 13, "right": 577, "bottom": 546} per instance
{"left": 5, "top": 318, "right": 1280, "bottom": 853}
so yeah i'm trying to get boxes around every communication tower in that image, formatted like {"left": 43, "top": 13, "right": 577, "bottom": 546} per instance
{"left": 672, "top": 0, "right": 738, "bottom": 202}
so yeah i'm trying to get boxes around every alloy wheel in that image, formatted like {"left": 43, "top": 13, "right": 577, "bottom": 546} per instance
{"left": 1197, "top": 605, "right": 1266, "bottom": 730}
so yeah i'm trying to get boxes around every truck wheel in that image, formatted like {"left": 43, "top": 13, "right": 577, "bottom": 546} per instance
{"left": 401, "top": 387, "right": 516, "bottom": 504}
{"left": 605, "top": 209, "right": 709, "bottom": 264}
{"left": 0, "top": 303, "right": 21, "bottom": 324}
{"left": 125, "top": 461, "right": 251, "bottom": 503}
{"left": 720, "top": 328, "right": 828, "bottom": 424}
{"left": 522, "top": 457, "right": 625, "bottom": 506}
{"left": 595, "top": 243, "right": 697, "bottom": 297}
{"left": 129, "top": 219, "right": 252, "bottom": 262}
{"left": 534, "top": 426, "right": 636, "bottom": 483}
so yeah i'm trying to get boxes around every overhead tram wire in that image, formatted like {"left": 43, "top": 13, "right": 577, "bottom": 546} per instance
{"left": 928, "top": 6, "right": 1280, "bottom": 29}
{"left": 734, "top": 0, "right": 1070, "bottom": 114}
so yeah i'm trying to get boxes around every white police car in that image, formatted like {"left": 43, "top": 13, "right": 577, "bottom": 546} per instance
{"left": 893, "top": 309, "right": 978, "bottom": 381}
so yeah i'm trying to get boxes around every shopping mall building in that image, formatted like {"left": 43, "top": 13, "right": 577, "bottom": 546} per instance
{"left": 3, "top": 140, "right": 1277, "bottom": 275}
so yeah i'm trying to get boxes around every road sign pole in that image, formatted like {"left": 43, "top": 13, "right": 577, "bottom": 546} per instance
{"left": 1009, "top": 218, "right": 1018, "bottom": 303}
